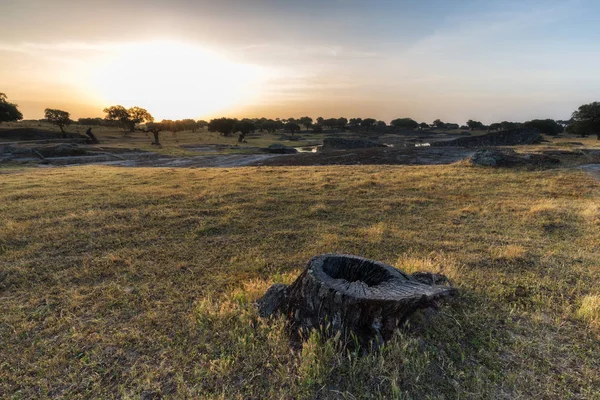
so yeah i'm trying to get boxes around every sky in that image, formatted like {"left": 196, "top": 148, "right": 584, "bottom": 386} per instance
{"left": 1, "top": 0, "right": 600, "bottom": 123}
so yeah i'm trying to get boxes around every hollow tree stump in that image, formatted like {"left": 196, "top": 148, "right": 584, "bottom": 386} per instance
{"left": 258, "top": 254, "right": 456, "bottom": 347}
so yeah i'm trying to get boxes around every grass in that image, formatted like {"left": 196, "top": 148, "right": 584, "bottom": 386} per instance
{"left": 1, "top": 163, "right": 599, "bottom": 399}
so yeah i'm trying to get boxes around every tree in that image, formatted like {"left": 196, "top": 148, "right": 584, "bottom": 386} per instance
{"left": 236, "top": 119, "right": 256, "bottom": 142}
{"left": 181, "top": 118, "right": 198, "bottom": 132}
{"left": 500, "top": 121, "right": 521, "bottom": 130}
{"left": 433, "top": 119, "right": 446, "bottom": 129}
{"left": 488, "top": 123, "right": 502, "bottom": 131}
{"left": 418, "top": 122, "right": 429, "bottom": 130}
{"left": 103, "top": 105, "right": 153, "bottom": 133}
{"left": 337, "top": 117, "right": 348, "bottom": 132}
{"left": 349, "top": 118, "right": 362, "bottom": 130}
{"left": 262, "top": 119, "right": 279, "bottom": 133}
{"left": 467, "top": 119, "right": 484, "bottom": 130}
{"left": 523, "top": 119, "right": 563, "bottom": 136}
{"left": 208, "top": 117, "right": 238, "bottom": 136}
{"left": 298, "top": 116, "right": 313, "bottom": 131}
{"left": 361, "top": 118, "right": 377, "bottom": 131}
{"left": 284, "top": 122, "right": 301, "bottom": 134}
{"left": 446, "top": 123, "right": 459, "bottom": 130}
{"left": 44, "top": 108, "right": 72, "bottom": 134}
{"left": 145, "top": 121, "right": 167, "bottom": 146}
{"left": 196, "top": 120, "right": 209, "bottom": 129}
{"left": 0, "top": 93, "right": 23, "bottom": 123}
{"left": 569, "top": 102, "right": 600, "bottom": 140}
{"left": 391, "top": 118, "right": 418, "bottom": 130}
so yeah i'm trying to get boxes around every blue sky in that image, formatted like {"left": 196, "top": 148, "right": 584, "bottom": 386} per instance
{"left": 1, "top": 0, "right": 599, "bottom": 122}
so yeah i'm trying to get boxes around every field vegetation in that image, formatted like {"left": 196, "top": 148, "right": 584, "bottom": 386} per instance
{"left": 1, "top": 163, "right": 599, "bottom": 398}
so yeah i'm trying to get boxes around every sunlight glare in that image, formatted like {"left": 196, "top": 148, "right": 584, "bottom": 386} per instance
{"left": 90, "top": 40, "right": 268, "bottom": 120}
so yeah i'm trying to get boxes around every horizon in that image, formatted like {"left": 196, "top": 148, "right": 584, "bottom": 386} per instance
{"left": 2, "top": 0, "right": 600, "bottom": 124}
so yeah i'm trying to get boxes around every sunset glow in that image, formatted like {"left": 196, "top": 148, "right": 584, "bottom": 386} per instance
{"left": 89, "top": 41, "right": 270, "bottom": 120}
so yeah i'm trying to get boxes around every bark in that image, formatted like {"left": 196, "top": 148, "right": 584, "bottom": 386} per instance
{"left": 85, "top": 128, "right": 100, "bottom": 144}
{"left": 258, "top": 254, "right": 456, "bottom": 349}
{"left": 152, "top": 131, "right": 161, "bottom": 146}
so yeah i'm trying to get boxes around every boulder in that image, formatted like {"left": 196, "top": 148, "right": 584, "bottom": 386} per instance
{"left": 470, "top": 148, "right": 560, "bottom": 167}
{"left": 322, "top": 138, "right": 386, "bottom": 150}
{"left": 266, "top": 144, "right": 298, "bottom": 154}
{"left": 433, "top": 129, "right": 542, "bottom": 147}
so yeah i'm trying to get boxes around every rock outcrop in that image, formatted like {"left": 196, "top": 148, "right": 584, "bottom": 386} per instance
{"left": 470, "top": 148, "right": 560, "bottom": 167}
{"left": 433, "top": 129, "right": 542, "bottom": 147}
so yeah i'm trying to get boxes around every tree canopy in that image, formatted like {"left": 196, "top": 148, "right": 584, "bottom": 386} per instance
{"left": 0, "top": 93, "right": 23, "bottom": 123}
{"left": 44, "top": 108, "right": 72, "bottom": 133}
{"left": 523, "top": 119, "right": 563, "bottom": 136}
{"left": 568, "top": 102, "right": 600, "bottom": 139}
{"left": 467, "top": 120, "right": 484, "bottom": 130}
{"left": 103, "top": 105, "right": 154, "bottom": 132}
{"left": 390, "top": 118, "right": 418, "bottom": 130}
{"left": 208, "top": 118, "right": 238, "bottom": 136}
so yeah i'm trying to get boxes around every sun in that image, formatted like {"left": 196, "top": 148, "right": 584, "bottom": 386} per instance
{"left": 89, "top": 40, "right": 268, "bottom": 120}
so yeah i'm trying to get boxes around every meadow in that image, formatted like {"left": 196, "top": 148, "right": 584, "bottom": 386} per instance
{"left": 1, "top": 161, "right": 599, "bottom": 399}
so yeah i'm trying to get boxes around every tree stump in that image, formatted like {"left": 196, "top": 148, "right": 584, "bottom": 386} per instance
{"left": 258, "top": 254, "right": 456, "bottom": 348}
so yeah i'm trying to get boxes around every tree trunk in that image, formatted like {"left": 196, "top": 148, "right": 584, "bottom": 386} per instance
{"left": 258, "top": 254, "right": 456, "bottom": 349}
{"left": 85, "top": 128, "right": 100, "bottom": 144}
{"left": 152, "top": 131, "right": 161, "bottom": 146}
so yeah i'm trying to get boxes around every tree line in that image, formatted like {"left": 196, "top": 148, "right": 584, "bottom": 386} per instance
{"left": 1, "top": 93, "right": 599, "bottom": 141}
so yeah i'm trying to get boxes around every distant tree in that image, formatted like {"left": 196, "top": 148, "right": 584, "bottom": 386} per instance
{"left": 44, "top": 108, "right": 72, "bottom": 134}
{"left": 500, "top": 121, "right": 521, "bottom": 130}
{"left": 236, "top": 119, "right": 256, "bottom": 142}
{"left": 446, "top": 123, "right": 459, "bottom": 130}
{"left": 316, "top": 117, "right": 324, "bottom": 126}
{"left": 262, "top": 119, "right": 279, "bottom": 133}
{"left": 103, "top": 105, "right": 153, "bottom": 133}
{"left": 312, "top": 124, "right": 323, "bottom": 133}
{"left": 208, "top": 117, "right": 238, "bottom": 136}
{"left": 349, "top": 118, "right": 362, "bottom": 130}
{"left": 0, "top": 93, "right": 23, "bottom": 123}
{"left": 523, "top": 119, "right": 563, "bottom": 136}
{"left": 568, "top": 102, "right": 600, "bottom": 140}
{"left": 181, "top": 118, "right": 198, "bottom": 132}
{"left": 433, "top": 119, "right": 446, "bottom": 129}
{"left": 323, "top": 118, "right": 338, "bottom": 130}
{"left": 418, "top": 122, "right": 429, "bottom": 130}
{"left": 467, "top": 119, "right": 484, "bottom": 130}
{"left": 337, "top": 117, "right": 348, "bottom": 131}
{"left": 488, "top": 123, "right": 502, "bottom": 131}
{"left": 145, "top": 121, "right": 167, "bottom": 146}
{"left": 196, "top": 120, "right": 209, "bottom": 129}
{"left": 375, "top": 120, "right": 388, "bottom": 131}
{"left": 285, "top": 122, "right": 301, "bottom": 134}
{"left": 298, "top": 116, "right": 313, "bottom": 131}
{"left": 78, "top": 117, "right": 104, "bottom": 126}
{"left": 361, "top": 118, "right": 377, "bottom": 131}
{"left": 391, "top": 118, "right": 419, "bottom": 130}
{"left": 556, "top": 119, "right": 572, "bottom": 128}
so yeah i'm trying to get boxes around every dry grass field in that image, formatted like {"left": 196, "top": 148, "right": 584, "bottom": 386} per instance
{"left": 1, "top": 162, "right": 599, "bottom": 398}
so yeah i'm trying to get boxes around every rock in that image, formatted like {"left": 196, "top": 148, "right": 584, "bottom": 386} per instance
{"left": 266, "top": 144, "right": 298, "bottom": 154}
{"left": 321, "top": 138, "right": 386, "bottom": 150}
{"left": 34, "top": 144, "right": 89, "bottom": 158}
{"left": 433, "top": 129, "right": 542, "bottom": 147}
{"left": 470, "top": 148, "right": 560, "bottom": 167}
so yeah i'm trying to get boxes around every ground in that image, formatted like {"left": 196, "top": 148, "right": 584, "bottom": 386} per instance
{"left": 1, "top": 162, "right": 599, "bottom": 399}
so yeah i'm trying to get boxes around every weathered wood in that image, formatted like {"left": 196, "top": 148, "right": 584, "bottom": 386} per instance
{"left": 258, "top": 254, "right": 456, "bottom": 348}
